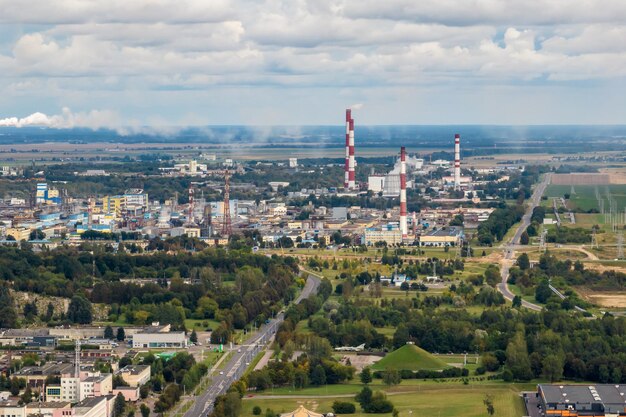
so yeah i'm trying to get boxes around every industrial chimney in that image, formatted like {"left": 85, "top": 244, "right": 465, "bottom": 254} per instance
{"left": 454, "top": 134, "right": 461, "bottom": 190}
{"left": 348, "top": 115, "right": 356, "bottom": 190}
{"left": 400, "top": 146, "right": 408, "bottom": 239}
{"left": 344, "top": 109, "right": 351, "bottom": 189}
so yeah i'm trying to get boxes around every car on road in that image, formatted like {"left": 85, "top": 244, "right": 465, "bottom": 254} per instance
{"left": 219, "top": 371, "right": 224, "bottom": 375}
{"left": 237, "top": 348, "right": 241, "bottom": 353}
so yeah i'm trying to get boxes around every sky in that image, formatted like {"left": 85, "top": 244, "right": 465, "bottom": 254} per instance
{"left": 1, "top": 0, "right": 626, "bottom": 128}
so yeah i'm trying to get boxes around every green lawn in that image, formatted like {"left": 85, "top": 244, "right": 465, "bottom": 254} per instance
{"left": 545, "top": 184, "right": 626, "bottom": 214}
{"left": 184, "top": 319, "right": 220, "bottom": 331}
{"left": 242, "top": 383, "right": 530, "bottom": 417}
{"left": 372, "top": 345, "right": 450, "bottom": 371}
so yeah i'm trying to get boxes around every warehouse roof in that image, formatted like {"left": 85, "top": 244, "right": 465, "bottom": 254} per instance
{"left": 540, "top": 384, "right": 626, "bottom": 414}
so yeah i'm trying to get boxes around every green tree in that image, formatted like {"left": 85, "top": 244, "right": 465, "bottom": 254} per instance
{"left": 506, "top": 331, "right": 533, "bottom": 381}
{"left": 520, "top": 231, "right": 530, "bottom": 245}
{"left": 21, "top": 386, "right": 33, "bottom": 403}
{"left": 484, "top": 394, "right": 495, "bottom": 416}
{"left": 113, "top": 393, "right": 126, "bottom": 417}
{"left": 535, "top": 279, "right": 553, "bottom": 304}
{"left": 9, "top": 377, "right": 20, "bottom": 396}
{"left": 360, "top": 367, "right": 372, "bottom": 385}
{"left": 67, "top": 295, "right": 93, "bottom": 324}
{"left": 29, "top": 229, "right": 45, "bottom": 240}
{"left": 23, "top": 301, "right": 38, "bottom": 320}
{"left": 117, "top": 327, "right": 126, "bottom": 341}
{"left": 104, "top": 326, "right": 114, "bottom": 339}
{"left": 252, "top": 406, "right": 262, "bottom": 415}
{"left": 0, "top": 286, "right": 18, "bottom": 328}
{"left": 382, "top": 369, "right": 401, "bottom": 386}
{"left": 517, "top": 253, "right": 530, "bottom": 270}
{"left": 541, "top": 354, "right": 564, "bottom": 382}
{"left": 140, "top": 403, "right": 150, "bottom": 417}
{"left": 355, "top": 386, "right": 373, "bottom": 410}
{"left": 484, "top": 265, "right": 500, "bottom": 287}
{"left": 512, "top": 295, "right": 522, "bottom": 308}
{"left": 44, "top": 302, "right": 54, "bottom": 321}
{"left": 190, "top": 330, "right": 198, "bottom": 344}
{"left": 310, "top": 365, "right": 326, "bottom": 386}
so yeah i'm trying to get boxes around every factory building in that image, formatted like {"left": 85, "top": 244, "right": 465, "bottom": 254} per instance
{"left": 537, "top": 384, "right": 626, "bottom": 416}
{"left": 418, "top": 227, "right": 464, "bottom": 247}
{"left": 367, "top": 175, "right": 386, "bottom": 193}
{"left": 36, "top": 183, "right": 61, "bottom": 205}
{"left": 364, "top": 224, "right": 403, "bottom": 246}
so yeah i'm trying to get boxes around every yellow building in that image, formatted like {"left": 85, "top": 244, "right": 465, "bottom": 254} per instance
{"left": 117, "top": 365, "right": 151, "bottom": 387}
{"left": 102, "top": 195, "right": 125, "bottom": 217}
{"left": 6, "top": 227, "right": 32, "bottom": 241}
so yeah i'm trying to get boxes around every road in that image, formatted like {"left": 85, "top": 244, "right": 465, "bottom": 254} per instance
{"left": 184, "top": 273, "right": 321, "bottom": 417}
{"left": 497, "top": 173, "right": 552, "bottom": 311}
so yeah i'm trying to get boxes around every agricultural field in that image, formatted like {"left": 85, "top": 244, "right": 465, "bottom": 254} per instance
{"left": 241, "top": 382, "right": 531, "bottom": 417}
{"left": 545, "top": 184, "right": 626, "bottom": 213}
{"left": 576, "top": 287, "right": 626, "bottom": 309}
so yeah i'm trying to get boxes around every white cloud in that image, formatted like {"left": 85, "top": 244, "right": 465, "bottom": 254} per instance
{"left": 0, "top": 107, "right": 120, "bottom": 129}
{"left": 1, "top": 0, "right": 626, "bottom": 124}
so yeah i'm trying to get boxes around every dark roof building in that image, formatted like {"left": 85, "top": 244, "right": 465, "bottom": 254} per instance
{"left": 538, "top": 384, "right": 626, "bottom": 416}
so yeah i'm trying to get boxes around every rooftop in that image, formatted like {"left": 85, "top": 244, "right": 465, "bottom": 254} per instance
{"left": 118, "top": 365, "right": 150, "bottom": 375}
{"left": 424, "top": 226, "right": 463, "bottom": 237}
{"left": 540, "top": 384, "right": 626, "bottom": 414}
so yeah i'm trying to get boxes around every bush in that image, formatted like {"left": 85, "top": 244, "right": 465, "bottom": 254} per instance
{"left": 332, "top": 401, "right": 356, "bottom": 414}
{"left": 252, "top": 406, "right": 262, "bottom": 415}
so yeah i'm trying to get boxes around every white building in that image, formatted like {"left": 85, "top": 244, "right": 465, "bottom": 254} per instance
{"left": 367, "top": 175, "right": 385, "bottom": 193}
{"left": 132, "top": 328, "right": 187, "bottom": 349}
{"left": 124, "top": 189, "right": 148, "bottom": 209}
{"left": 288, "top": 158, "right": 298, "bottom": 168}
{"left": 72, "top": 396, "right": 113, "bottom": 417}
{"left": 364, "top": 225, "right": 403, "bottom": 245}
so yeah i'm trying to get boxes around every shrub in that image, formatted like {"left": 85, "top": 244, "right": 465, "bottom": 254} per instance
{"left": 332, "top": 401, "right": 356, "bottom": 414}
{"left": 252, "top": 406, "right": 262, "bottom": 415}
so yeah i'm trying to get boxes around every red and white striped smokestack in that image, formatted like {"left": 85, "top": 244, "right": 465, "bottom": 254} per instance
{"left": 454, "top": 134, "right": 461, "bottom": 190}
{"left": 348, "top": 117, "right": 356, "bottom": 189}
{"left": 400, "top": 146, "right": 408, "bottom": 239}
{"left": 344, "top": 109, "right": 351, "bottom": 189}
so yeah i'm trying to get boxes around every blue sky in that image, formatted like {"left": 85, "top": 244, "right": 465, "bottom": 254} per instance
{"left": 1, "top": 0, "right": 626, "bottom": 128}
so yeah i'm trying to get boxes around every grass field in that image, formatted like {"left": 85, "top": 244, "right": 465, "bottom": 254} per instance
{"left": 241, "top": 382, "right": 530, "bottom": 417}
{"left": 371, "top": 345, "right": 449, "bottom": 371}
{"left": 545, "top": 184, "right": 626, "bottom": 213}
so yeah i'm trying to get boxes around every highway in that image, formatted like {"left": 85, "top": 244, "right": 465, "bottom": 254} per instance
{"left": 497, "top": 173, "right": 552, "bottom": 311}
{"left": 184, "top": 273, "right": 321, "bottom": 417}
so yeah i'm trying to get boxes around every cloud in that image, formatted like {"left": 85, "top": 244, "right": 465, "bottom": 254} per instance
{"left": 0, "top": 107, "right": 121, "bottom": 129}
{"left": 1, "top": 0, "right": 626, "bottom": 124}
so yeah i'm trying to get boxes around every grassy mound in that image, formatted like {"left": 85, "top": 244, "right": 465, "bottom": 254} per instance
{"left": 372, "top": 344, "right": 449, "bottom": 371}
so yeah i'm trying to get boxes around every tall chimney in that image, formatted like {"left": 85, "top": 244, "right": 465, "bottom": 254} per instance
{"left": 400, "top": 146, "right": 408, "bottom": 239}
{"left": 344, "top": 109, "right": 351, "bottom": 189}
{"left": 348, "top": 117, "right": 356, "bottom": 189}
{"left": 454, "top": 134, "right": 461, "bottom": 190}
{"left": 188, "top": 186, "right": 194, "bottom": 224}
